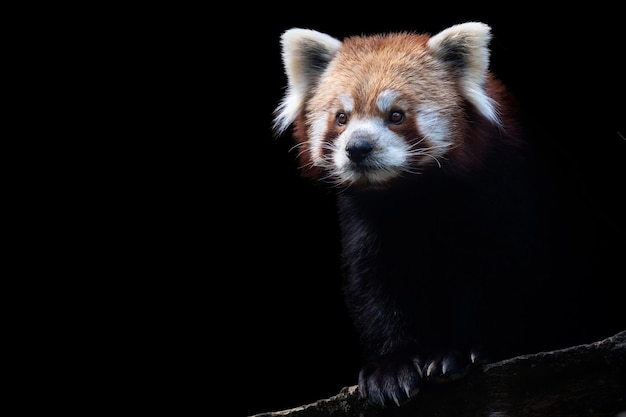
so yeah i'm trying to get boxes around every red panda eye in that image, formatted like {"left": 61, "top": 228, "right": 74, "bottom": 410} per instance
{"left": 336, "top": 113, "right": 348, "bottom": 126}
{"left": 389, "top": 111, "right": 404, "bottom": 124}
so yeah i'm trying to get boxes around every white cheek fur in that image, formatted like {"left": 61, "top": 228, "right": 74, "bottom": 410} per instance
{"left": 309, "top": 112, "right": 329, "bottom": 162}
{"left": 416, "top": 108, "right": 453, "bottom": 158}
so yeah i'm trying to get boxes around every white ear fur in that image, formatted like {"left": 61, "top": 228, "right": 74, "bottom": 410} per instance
{"left": 427, "top": 22, "right": 501, "bottom": 125}
{"left": 273, "top": 29, "right": 342, "bottom": 134}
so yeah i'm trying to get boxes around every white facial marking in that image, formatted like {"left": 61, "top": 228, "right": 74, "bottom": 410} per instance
{"left": 310, "top": 111, "right": 329, "bottom": 161}
{"left": 416, "top": 106, "right": 452, "bottom": 157}
{"left": 339, "top": 94, "right": 353, "bottom": 112}
{"left": 377, "top": 90, "right": 399, "bottom": 113}
{"left": 310, "top": 94, "right": 354, "bottom": 163}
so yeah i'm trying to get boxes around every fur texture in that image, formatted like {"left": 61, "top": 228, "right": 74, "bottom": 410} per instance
{"left": 273, "top": 22, "right": 615, "bottom": 408}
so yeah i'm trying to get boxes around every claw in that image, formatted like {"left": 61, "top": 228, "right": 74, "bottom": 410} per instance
{"left": 426, "top": 361, "right": 437, "bottom": 378}
{"left": 391, "top": 392, "right": 401, "bottom": 407}
{"left": 412, "top": 357, "right": 424, "bottom": 378}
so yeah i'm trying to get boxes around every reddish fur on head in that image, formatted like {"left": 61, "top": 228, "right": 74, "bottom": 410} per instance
{"left": 274, "top": 23, "right": 522, "bottom": 188}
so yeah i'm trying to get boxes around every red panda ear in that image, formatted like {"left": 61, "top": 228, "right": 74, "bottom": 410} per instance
{"left": 273, "top": 29, "right": 342, "bottom": 135}
{"left": 427, "top": 22, "right": 501, "bottom": 125}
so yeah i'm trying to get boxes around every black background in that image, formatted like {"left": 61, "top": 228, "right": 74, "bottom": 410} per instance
{"left": 128, "top": 7, "right": 625, "bottom": 416}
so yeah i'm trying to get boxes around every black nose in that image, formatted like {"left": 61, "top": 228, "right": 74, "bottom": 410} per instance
{"left": 346, "top": 138, "right": 373, "bottom": 163}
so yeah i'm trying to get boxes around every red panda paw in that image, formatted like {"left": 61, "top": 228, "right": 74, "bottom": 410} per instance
{"left": 357, "top": 355, "right": 423, "bottom": 407}
{"left": 423, "top": 350, "right": 477, "bottom": 384}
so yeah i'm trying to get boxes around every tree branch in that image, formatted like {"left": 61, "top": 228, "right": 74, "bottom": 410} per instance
{"left": 251, "top": 331, "right": 626, "bottom": 417}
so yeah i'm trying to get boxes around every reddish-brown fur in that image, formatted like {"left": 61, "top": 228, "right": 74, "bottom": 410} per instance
{"left": 287, "top": 31, "right": 523, "bottom": 185}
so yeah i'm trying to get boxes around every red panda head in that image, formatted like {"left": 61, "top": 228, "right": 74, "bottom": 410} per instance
{"left": 274, "top": 22, "right": 506, "bottom": 188}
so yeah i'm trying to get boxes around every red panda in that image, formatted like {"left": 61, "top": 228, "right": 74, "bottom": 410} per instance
{"left": 272, "top": 22, "right": 613, "bottom": 408}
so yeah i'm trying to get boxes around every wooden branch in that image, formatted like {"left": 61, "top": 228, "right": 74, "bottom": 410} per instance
{"left": 251, "top": 331, "right": 626, "bottom": 417}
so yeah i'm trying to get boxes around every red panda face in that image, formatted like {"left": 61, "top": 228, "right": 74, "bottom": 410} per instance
{"left": 306, "top": 39, "right": 464, "bottom": 187}
{"left": 275, "top": 23, "right": 500, "bottom": 188}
